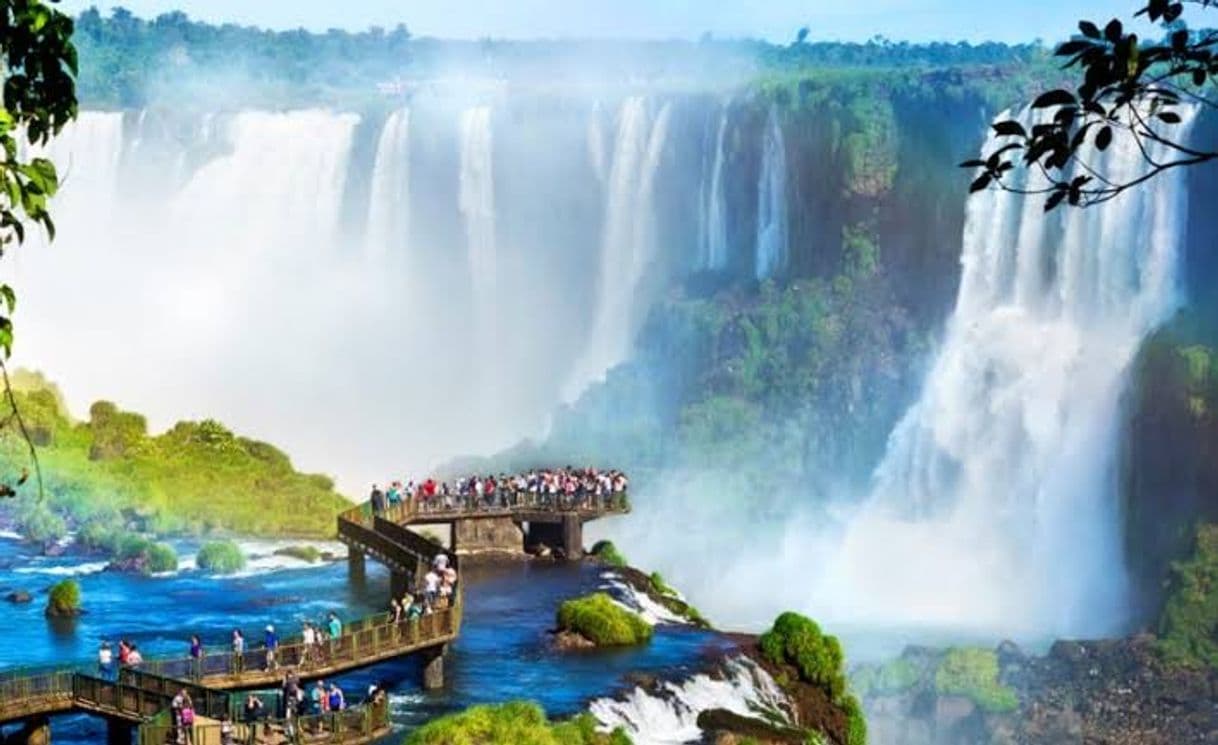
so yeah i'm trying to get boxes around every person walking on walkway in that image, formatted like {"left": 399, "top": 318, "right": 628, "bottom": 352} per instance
{"left": 264, "top": 624, "right": 279, "bottom": 671}
{"left": 97, "top": 641, "right": 114, "bottom": 681}
{"left": 231, "top": 629, "right": 245, "bottom": 674}
{"left": 189, "top": 634, "right": 204, "bottom": 679}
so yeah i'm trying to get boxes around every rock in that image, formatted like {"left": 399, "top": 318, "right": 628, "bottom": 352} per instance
{"left": 996, "top": 639, "right": 1024, "bottom": 663}
{"left": 934, "top": 694, "right": 977, "bottom": 732}
{"left": 6, "top": 590, "right": 31, "bottom": 604}
{"left": 106, "top": 556, "right": 148, "bottom": 574}
{"left": 1050, "top": 640, "right": 1087, "bottom": 664}
{"left": 550, "top": 629, "right": 595, "bottom": 651}
{"left": 319, "top": 551, "right": 337, "bottom": 562}
{"left": 531, "top": 544, "right": 552, "bottom": 559}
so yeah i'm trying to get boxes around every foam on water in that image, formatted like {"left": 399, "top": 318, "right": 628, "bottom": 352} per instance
{"left": 589, "top": 656, "right": 792, "bottom": 745}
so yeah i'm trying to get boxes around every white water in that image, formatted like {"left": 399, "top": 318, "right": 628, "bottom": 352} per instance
{"left": 366, "top": 109, "right": 411, "bottom": 257}
{"left": 598, "top": 571, "right": 689, "bottom": 626}
{"left": 697, "top": 107, "right": 729, "bottom": 271}
{"left": 12, "top": 101, "right": 686, "bottom": 490}
{"left": 754, "top": 107, "right": 788, "bottom": 279}
{"left": 458, "top": 105, "right": 499, "bottom": 413}
{"left": 815, "top": 109, "right": 1197, "bottom": 638}
{"left": 564, "top": 98, "right": 672, "bottom": 400}
{"left": 589, "top": 656, "right": 794, "bottom": 745}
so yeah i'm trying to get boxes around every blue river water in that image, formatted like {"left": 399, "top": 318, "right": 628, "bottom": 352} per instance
{"left": 0, "top": 534, "right": 724, "bottom": 743}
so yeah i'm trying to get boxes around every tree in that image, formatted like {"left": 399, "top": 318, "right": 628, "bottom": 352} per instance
{"left": 0, "top": 0, "right": 78, "bottom": 497}
{"left": 964, "top": 0, "right": 1218, "bottom": 209}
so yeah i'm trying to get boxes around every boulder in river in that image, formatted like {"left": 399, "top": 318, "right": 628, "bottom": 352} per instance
{"left": 6, "top": 590, "right": 31, "bottom": 604}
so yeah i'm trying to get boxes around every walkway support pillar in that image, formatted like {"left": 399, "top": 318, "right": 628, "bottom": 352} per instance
{"left": 348, "top": 549, "right": 366, "bottom": 581}
{"left": 421, "top": 645, "right": 445, "bottom": 690}
{"left": 105, "top": 720, "right": 134, "bottom": 745}
{"left": 14, "top": 717, "right": 50, "bottom": 745}
{"left": 560, "top": 514, "right": 583, "bottom": 560}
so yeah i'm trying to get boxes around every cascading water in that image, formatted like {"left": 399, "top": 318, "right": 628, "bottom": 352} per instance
{"left": 697, "top": 107, "right": 729, "bottom": 271}
{"left": 366, "top": 108, "right": 411, "bottom": 256}
{"left": 458, "top": 105, "right": 498, "bottom": 405}
{"left": 563, "top": 98, "right": 672, "bottom": 401}
{"left": 754, "top": 107, "right": 788, "bottom": 280}
{"left": 816, "top": 109, "right": 1197, "bottom": 638}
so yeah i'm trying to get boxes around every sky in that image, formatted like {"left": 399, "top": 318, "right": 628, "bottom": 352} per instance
{"left": 58, "top": 0, "right": 1138, "bottom": 44}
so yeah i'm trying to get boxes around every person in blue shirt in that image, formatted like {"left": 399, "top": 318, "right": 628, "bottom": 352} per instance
{"left": 264, "top": 624, "right": 278, "bottom": 671}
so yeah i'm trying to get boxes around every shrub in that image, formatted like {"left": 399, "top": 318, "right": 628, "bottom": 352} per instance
{"left": 273, "top": 545, "right": 322, "bottom": 563}
{"left": 197, "top": 540, "right": 247, "bottom": 574}
{"left": 852, "top": 657, "right": 919, "bottom": 698}
{"left": 556, "top": 593, "right": 653, "bottom": 646}
{"left": 649, "top": 571, "right": 676, "bottom": 596}
{"left": 589, "top": 540, "right": 627, "bottom": 568}
{"left": 934, "top": 648, "right": 1018, "bottom": 713}
{"left": 47, "top": 579, "right": 81, "bottom": 616}
{"left": 146, "top": 542, "right": 179, "bottom": 573}
{"left": 1159, "top": 523, "right": 1218, "bottom": 668}
{"left": 759, "top": 612, "right": 847, "bottom": 701}
{"left": 403, "top": 701, "right": 631, "bottom": 745}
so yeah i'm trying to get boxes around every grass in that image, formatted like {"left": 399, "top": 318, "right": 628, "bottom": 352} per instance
{"left": 47, "top": 579, "right": 81, "bottom": 616}
{"left": 197, "top": 540, "right": 247, "bottom": 574}
{"left": 556, "top": 593, "right": 653, "bottom": 647}
{"left": 0, "top": 372, "right": 350, "bottom": 541}
{"left": 934, "top": 648, "right": 1018, "bottom": 713}
{"left": 402, "top": 701, "right": 632, "bottom": 745}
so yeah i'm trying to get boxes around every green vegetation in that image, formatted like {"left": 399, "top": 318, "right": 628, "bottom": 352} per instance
{"left": 46, "top": 579, "right": 81, "bottom": 616}
{"left": 556, "top": 593, "right": 653, "bottom": 647}
{"left": 649, "top": 572, "right": 675, "bottom": 597}
{"left": 589, "top": 540, "right": 627, "bottom": 568}
{"left": 0, "top": 373, "right": 350, "bottom": 541}
{"left": 273, "top": 545, "right": 323, "bottom": 563}
{"left": 759, "top": 612, "right": 865, "bottom": 745}
{"left": 1159, "top": 524, "right": 1218, "bottom": 668}
{"left": 197, "top": 540, "right": 246, "bottom": 574}
{"left": 851, "top": 657, "right": 920, "bottom": 698}
{"left": 402, "top": 701, "right": 631, "bottom": 745}
{"left": 933, "top": 648, "right": 1018, "bottom": 713}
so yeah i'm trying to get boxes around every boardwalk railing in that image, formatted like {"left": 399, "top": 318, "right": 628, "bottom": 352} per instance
{"left": 339, "top": 489, "right": 630, "bottom": 528}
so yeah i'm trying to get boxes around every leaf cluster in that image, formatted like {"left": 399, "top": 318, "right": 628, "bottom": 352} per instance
{"left": 963, "top": 1, "right": 1218, "bottom": 209}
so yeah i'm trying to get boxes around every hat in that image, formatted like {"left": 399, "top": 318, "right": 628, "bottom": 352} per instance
{"left": 266, "top": 624, "right": 274, "bottom": 632}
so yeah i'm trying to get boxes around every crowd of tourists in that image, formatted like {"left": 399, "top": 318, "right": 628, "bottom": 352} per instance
{"left": 369, "top": 466, "right": 629, "bottom": 514}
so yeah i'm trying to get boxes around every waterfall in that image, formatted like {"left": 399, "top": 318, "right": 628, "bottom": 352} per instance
{"left": 366, "top": 109, "right": 411, "bottom": 256}
{"left": 563, "top": 98, "right": 672, "bottom": 402}
{"left": 589, "top": 656, "right": 794, "bottom": 745}
{"left": 697, "top": 107, "right": 729, "bottom": 271}
{"left": 754, "top": 107, "right": 788, "bottom": 280}
{"left": 458, "top": 105, "right": 497, "bottom": 381}
{"left": 818, "top": 109, "right": 1197, "bottom": 638}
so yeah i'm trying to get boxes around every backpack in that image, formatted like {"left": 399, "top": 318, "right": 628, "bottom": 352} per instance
{"left": 181, "top": 707, "right": 195, "bottom": 726}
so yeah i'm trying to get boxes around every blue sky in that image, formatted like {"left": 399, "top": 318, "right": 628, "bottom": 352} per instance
{"left": 58, "top": 1, "right": 1138, "bottom": 43}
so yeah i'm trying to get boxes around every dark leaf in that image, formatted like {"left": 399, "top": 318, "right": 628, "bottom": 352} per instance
{"left": 1033, "top": 89, "right": 1077, "bottom": 108}
{"left": 1079, "top": 20, "right": 1101, "bottom": 39}
{"left": 1057, "top": 40, "right": 1093, "bottom": 57}
{"left": 1096, "top": 125, "right": 1113, "bottom": 151}
{"left": 1045, "top": 190, "right": 1068, "bottom": 211}
{"left": 991, "top": 120, "right": 1027, "bottom": 137}
{"left": 969, "top": 173, "right": 992, "bottom": 193}
{"left": 958, "top": 159, "right": 987, "bottom": 169}
{"left": 1104, "top": 19, "right": 1123, "bottom": 44}
{"left": 1158, "top": 111, "right": 1182, "bottom": 123}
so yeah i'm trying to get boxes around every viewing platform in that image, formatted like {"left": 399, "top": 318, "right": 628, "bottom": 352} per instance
{"left": 0, "top": 485, "right": 629, "bottom": 744}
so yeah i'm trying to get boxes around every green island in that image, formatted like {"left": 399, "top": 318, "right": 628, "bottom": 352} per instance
{"left": 45, "top": 578, "right": 81, "bottom": 617}
{"left": 403, "top": 702, "right": 632, "bottom": 745}
{"left": 556, "top": 593, "right": 653, "bottom": 647}
{"left": 0, "top": 371, "right": 349, "bottom": 570}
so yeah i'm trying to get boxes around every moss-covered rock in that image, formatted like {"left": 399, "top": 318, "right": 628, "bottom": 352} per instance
{"left": 589, "top": 540, "right": 627, "bottom": 568}
{"left": 197, "top": 539, "right": 247, "bottom": 574}
{"left": 933, "top": 648, "right": 1018, "bottom": 713}
{"left": 755, "top": 611, "right": 866, "bottom": 745}
{"left": 556, "top": 592, "right": 652, "bottom": 647}
{"left": 46, "top": 579, "right": 81, "bottom": 617}
{"left": 402, "top": 701, "right": 631, "bottom": 745}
